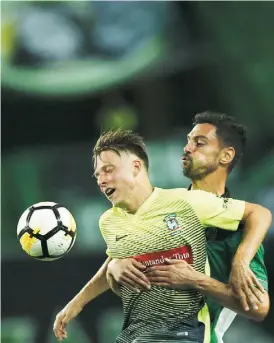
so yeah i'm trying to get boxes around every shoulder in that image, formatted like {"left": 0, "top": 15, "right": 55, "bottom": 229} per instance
{"left": 158, "top": 187, "right": 188, "bottom": 198}
{"left": 154, "top": 188, "right": 194, "bottom": 206}
{"left": 156, "top": 188, "right": 218, "bottom": 205}
{"left": 99, "top": 208, "right": 116, "bottom": 227}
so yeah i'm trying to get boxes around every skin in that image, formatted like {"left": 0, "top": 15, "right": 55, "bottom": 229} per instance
{"left": 182, "top": 123, "right": 235, "bottom": 194}
{"left": 144, "top": 258, "right": 269, "bottom": 322}
{"left": 94, "top": 150, "right": 153, "bottom": 214}
{"left": 53, "top": 125, "right": 271, "bottom": 341}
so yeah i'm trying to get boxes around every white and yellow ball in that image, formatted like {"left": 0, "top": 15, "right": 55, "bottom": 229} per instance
{"left": 17, "top": 202, "right": 76, "bottom": 261}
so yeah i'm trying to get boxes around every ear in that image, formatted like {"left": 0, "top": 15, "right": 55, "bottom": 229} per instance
{"left": 132, "top": 159, "right": 142, "bottom": 176}
{"left": 220, "top": 147, "right": 235, "bottom": 167}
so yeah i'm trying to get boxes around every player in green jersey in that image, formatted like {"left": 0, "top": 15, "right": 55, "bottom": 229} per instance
{"left": 53, "top": 115, "right": 270, "bottom": 342}
{"left": 127, "top": 113, "right": 269, "bottom": 342}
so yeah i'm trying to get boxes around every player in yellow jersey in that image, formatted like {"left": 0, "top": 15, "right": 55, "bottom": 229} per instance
{"left": 53, "top": 128, "right": 271, "bottom": 343}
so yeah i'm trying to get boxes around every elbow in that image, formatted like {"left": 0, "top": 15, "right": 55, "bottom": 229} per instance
{"left": 265, "top": 208, "right": 272, "bottom": 228}
{"left": 251, "top": 308, "right": 269, "bottom": 322}
{"left": 246, "top": 204, "right": 272, "bottom": 228}
{"left": 248, "top": 293, "right": 270, "bottom": 322}
{"left": 253, "top": 303, "right": 270, "bottom": 322}
{"left": 260, "top": 207, "right": 272, "bottom": 229}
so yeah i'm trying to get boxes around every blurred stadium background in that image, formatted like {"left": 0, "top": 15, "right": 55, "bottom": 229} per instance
{"left": 1, "top": 1, "right": 274, "bottom": 343}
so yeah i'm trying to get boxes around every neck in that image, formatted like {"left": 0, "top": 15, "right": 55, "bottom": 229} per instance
{"left": 124, "top": 179, "right": 154, "bottom": 214}
{"left": 191, "top": 169, "right": 228, "bottom": 196}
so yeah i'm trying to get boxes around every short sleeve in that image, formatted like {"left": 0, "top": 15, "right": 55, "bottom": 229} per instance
{"left": 183, "top": 190, "right": 245, "bottom": 231}
{"left": 250, "top": 246, "right": 268, "bottom": 291}
{"left": 99, "top": 211, "right": 113, "bottom": 257}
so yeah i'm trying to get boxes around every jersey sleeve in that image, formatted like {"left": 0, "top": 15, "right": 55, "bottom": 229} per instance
{"left": 247, "top": 245, "right": 268, "bottom": 291}
{"left": 183, "top": 190, "right": 245, "bottom": 231}
{"left": 232, "top": 244, "right": 268, "bottom": 291}
{"left": 99, "top": 211, "right": 113, "bottom": 258}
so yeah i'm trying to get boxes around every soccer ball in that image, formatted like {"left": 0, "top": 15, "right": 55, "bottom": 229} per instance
{"left": 17, "top": 202, "right": 77, "bottom": 261}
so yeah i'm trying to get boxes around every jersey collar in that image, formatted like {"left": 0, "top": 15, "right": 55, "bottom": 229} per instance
{"left": 187, "top": 184, "right": 231, "bottom": 198}
{"left": 120, "top": 187, "right": 161, "bottom": 216}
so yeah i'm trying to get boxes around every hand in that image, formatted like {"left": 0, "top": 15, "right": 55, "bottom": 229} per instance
{"left": 53, "top": 301, "right": 83, "bottom": 341}
{"left": 230, "top": 261, "right": 265, "bottom": 311}
{"left": 145, "top": 258, "right": 198, "bottom": 290}
{"left": 108, "top": 258, "right": 150, "bottom": 292}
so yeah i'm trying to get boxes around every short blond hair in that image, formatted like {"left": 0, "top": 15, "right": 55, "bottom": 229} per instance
{"left": 93, "top": 128, "right": 149, "bottom": 170}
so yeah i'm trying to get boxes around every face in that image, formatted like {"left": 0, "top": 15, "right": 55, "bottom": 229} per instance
{"left": 94, "top": 150, "right": 138, "bottom": 207}
{"left": 182, "top": 123, "right": 223, "bottom": 180}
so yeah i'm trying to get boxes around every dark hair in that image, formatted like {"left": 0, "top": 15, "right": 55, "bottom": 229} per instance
{"left": 193, "top": 111, "right": 246, "bottom": 172}
{"left": 93, "top": 128, "right": 149, "bottom": 170}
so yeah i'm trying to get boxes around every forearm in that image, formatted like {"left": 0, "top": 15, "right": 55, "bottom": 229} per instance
{"left": 236, "top": 204, "right": 272, "bottom": 264}
{"left": 107, "top": 271, "right": 122, "bottom": 297}
{"left": 71, "top": 257, "right": 111, "bottom": 307}
{"left": 193, "top": 273, "right": 268, "bottom": 321}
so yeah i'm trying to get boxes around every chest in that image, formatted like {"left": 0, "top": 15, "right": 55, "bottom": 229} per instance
{"left": 104, "top": 210, "right": 205, "bottom": 258}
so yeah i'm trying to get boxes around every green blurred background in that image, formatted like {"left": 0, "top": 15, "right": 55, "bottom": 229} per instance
{"left": 2, "top": 1, "right": 274, "bottom": 343}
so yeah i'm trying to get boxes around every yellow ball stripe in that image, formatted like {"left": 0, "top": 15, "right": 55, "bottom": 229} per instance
{"left": 19, "top": 229, "right": 40, "bottom": 254}
{"left": 69, "top": 214, "right": 76, "bottom": 232}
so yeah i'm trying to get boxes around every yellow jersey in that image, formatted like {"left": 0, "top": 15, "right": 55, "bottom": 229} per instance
{"left": 100, "top": 187, "right": 245, "bottom": 343}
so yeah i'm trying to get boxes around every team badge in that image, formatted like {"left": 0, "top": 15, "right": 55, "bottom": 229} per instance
{"left": 222, "top": 197, "right": 229, "bottom": 209}
{"left": 217, "top": 195, "right": 229, "bottom": 209}
{"left": 163, "top": 213, "right": 180, "bottom": 235}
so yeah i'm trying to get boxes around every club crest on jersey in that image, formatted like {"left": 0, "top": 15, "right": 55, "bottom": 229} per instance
{"left": 217, "top": 195, "right": 229, "bottom": 209}
{"left": 164, "top": 213, "right": 180, "bottom": 235}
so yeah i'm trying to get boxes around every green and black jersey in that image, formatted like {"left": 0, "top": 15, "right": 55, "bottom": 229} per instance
{"left": 204, "top": 188, "right": 268, "bottom": 343}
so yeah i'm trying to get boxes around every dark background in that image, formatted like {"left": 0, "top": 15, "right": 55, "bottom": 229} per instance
{"left": 2, "top": 2, "right": 274, "bottom": 343}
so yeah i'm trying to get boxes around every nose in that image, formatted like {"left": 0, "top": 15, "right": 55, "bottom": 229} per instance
{"left": 184, "top": 142, "right": 194, "bottom": 154}
{"left": 97, "top": 174, "right": 107, "bottom": 189}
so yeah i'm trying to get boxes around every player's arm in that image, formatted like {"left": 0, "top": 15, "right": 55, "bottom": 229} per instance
{"left": 190, "top": 268, "right": 269, "bottom": 321}
{"left": 221, "top": 202, "right": 271, "bottom": 310}
{"left": 233, "top": 202, "right": 272, "bottom": 263}
{"left": 107, "top": 258, "right": 150, "bottom": 293}
{"left": 193, "top": 272, "right": 269, "bottom": 321}
{"left": 184, "top": 190, "right": 272, "bottom": 309}
{"left": 53, "top": 257, "right": 111, "bottom": 341}
{"left": 69, "top": 256, "right": 111, "bottom": 306}
{"left": 184, "top": 190, "right": 272, "bottom": 240}
{"left": 229, "top": 202, "right": 271, "bottom": 310}
{"left": 146, "top": 259, "right": 270, "bottom": 321}
{"left": 185, "top": 190, "right": 272, "bottom": 270}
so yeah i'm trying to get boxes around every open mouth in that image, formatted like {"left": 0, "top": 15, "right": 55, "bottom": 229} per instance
{"left": 105, "top": 188, "right": 116, "bottom": 198}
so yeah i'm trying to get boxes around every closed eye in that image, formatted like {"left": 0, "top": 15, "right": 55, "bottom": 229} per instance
{"left": 105, "top": 167, "right": 114, "bottom": 174}
{"left": 196, "top": 142, "right": 206, "bottom": 147}
{"left": 93, "top": 165, "right": 115, "bottom": 179}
